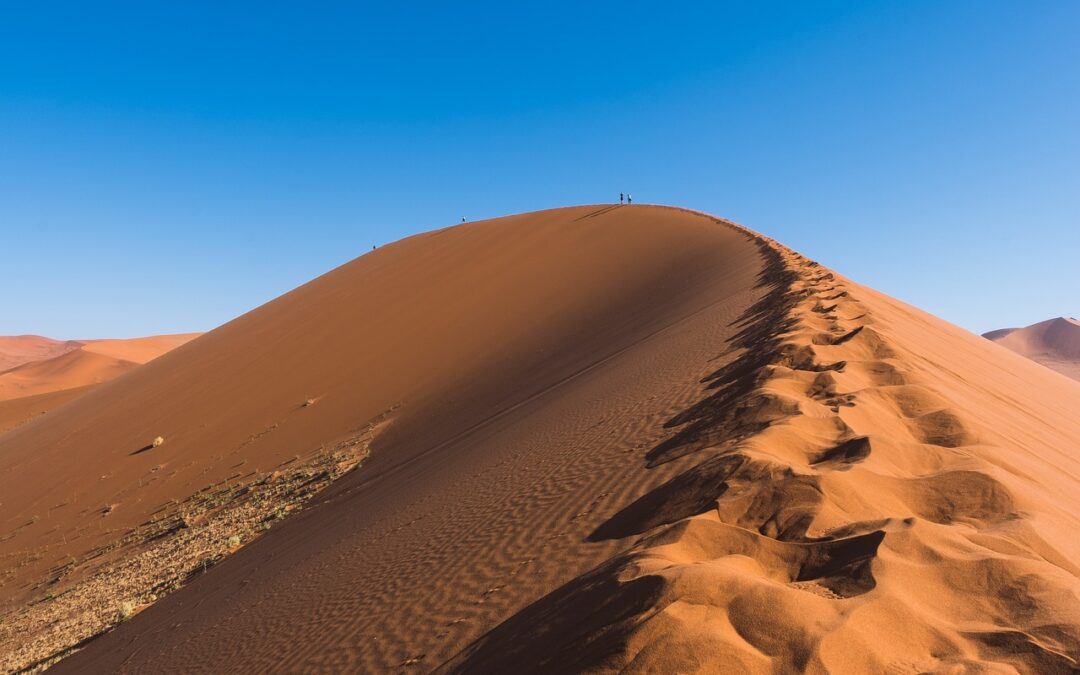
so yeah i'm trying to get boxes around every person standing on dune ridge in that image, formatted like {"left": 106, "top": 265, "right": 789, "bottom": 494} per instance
{"left": 627, "top": 194, "right": 632, "bottom": 204}
{"left": 619, "top": 192, "right": 624, "bottom": 204}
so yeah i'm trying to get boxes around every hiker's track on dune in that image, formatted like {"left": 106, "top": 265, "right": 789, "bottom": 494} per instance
{"left": 440, "top": 213, "right": 1080, "bottom": 674}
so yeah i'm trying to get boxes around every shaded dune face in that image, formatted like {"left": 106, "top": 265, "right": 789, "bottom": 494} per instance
{"left": 2, "top": 206, "right": 765, "bottom": 672}
{"left": 442, "top": 216, "right": 1080, "bottom": 675}
{"left": 8, "top": 206, "right": 1080, "bottom": 674}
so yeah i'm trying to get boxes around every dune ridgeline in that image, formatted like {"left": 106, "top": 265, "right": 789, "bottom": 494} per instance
{"left": 1, "top": 206, "right": 1078, "bottom": 674}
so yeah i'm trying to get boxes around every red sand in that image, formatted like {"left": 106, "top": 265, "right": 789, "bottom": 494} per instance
{"left": 0, "top": 386, "right": 96, "bottom": 436}
{"left": 2, "top": 206, "right": 1078, "bottom": 673}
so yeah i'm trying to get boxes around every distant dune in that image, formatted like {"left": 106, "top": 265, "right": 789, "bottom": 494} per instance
{"left": 80, "top": 334, "right": 202, "bottom": 364}
{"left": 0, "top": 333, "right": 200, "bottom": 402}
{"left": 0, "top": 333, "right": 200, "bottom": 434}
{"left": 2, "top": 206, "right": 1078, "bottom": 674}
{"left": 984, "top": 317, "right": 1080, "bottom": 381}
{"left": 0, "top": 348, "right": 143, "bottom": 401}
{"left": 0, "top": 335, "right": 83, "bottom": 372}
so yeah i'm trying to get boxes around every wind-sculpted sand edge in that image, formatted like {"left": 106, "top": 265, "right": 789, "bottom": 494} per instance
{"left": 441, "top": 212, "right": 1080, "bottom": 674}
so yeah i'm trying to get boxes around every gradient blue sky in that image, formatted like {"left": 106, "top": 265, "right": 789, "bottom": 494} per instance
{"left": 2, "top": 1, "right": 1077, "bottom": 339}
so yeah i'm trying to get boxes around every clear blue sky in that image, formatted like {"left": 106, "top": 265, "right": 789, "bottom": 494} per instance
{"left": 2, "top": 1, "right": 1077, "bottom": 338}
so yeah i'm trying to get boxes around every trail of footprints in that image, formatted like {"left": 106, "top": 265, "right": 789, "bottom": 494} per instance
{"left": 619, "top": 223, "right": 1021, "bottom": 602}
{"left": 745, "top": 247, "right": 1012, "bottom": 589}
{"left": 439, "top": 214, "right": 1078, "bottom": 673}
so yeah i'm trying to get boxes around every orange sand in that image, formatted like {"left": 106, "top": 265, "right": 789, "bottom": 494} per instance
{"left": 2, "top": 206, "right": 1077, "bottom": 673}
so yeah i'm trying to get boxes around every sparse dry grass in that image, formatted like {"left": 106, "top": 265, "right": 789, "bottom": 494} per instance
{"left": 0, "top": 422, "right": 381, "bottom": 674}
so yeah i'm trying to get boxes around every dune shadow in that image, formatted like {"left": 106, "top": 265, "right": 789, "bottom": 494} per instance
{"left": 436, "top": 556, "right": 664, "bottom": 674}
{"left": 573, "top": 204, "right": 623, "bottom": 221}
{"left": 587, "top": 237, "right": 806, "bottom": 542}
{"left": 441, "top": 227, "right": 898, "bottom": 673}
{"left": 810, "top": 436, "right": 871, "bottom": 469}
{"left": 644, "top": 237, "right": 800, "bottom": 468}
{"left": 589, "top": 454, "right": 745, "bottom": 541}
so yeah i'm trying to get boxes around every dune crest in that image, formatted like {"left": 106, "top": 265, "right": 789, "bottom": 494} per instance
{"left": 0, "top": 206, "right": 766, "bottom": 672}
{"left": 78, "top": 333, "right": 203, "bottom": 364}
{"left": 443, "top": 212, "right": 1080, "bottom": 673}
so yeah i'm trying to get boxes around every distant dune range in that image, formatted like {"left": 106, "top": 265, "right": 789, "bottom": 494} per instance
{"left": 0, "top": 334, "right": 200, "bottom": 434}
{"left": 984, "top": 317, "right": 1080, "bottom": 381}
{"left": 0, "top": 336, "right": 84, "bottom": 373}
{"left": 1, "top": 206, "right": 1078, "bottom": 673}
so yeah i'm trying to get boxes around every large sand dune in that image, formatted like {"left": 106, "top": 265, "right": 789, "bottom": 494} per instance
{"left": 2, "top": 206, "right": 1078, "bottom": 673}
{"left": 984, "top": 317, "right": 1080, "bottom": 381}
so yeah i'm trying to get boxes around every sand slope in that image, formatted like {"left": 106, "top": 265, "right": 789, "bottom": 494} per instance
{"left": 443, "top": 217, "right": 1080, "bottom": 674}
{"left": 0, "top": 333, "right": 201, "bottom": 402}
{"left": 1, "top": 206, "right": 764, "bottom": 672}
{"left": 4, "top": 206, "right": 1079, "bottom": 673}
{"left": 984, "top": 317, "right": 1080, "bottom": 381}
{"left": 0, "top": 386, "right": 97, "bottom": 436}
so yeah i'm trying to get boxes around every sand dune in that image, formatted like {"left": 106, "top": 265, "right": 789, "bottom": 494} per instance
{"left": 2, "top": 206, "right": 1079, "bottom": 673}
{"left": 79, "top": 333, "right": 202, "bottom": 364}
{"left": 0, "top": 349, "right": 142, "bottom": 401}
{"left": 984, "top": 317, "right": 1080, "bottom": 381}
{"left": 0, "top": 336, "right": 82, "bottom": 373}
{"left": 0, "top": 333, "right": 200, "bottom": 402}
{"left": 1, "top": 206, "right": 762, "bottom": 671}
{"left": 444, "top": 223, "right": 1080, "bottom": 674}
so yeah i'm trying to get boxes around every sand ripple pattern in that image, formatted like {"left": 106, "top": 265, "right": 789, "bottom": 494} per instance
{"left": 442, "top": 212, "right": 1080, "bottom": 674}
{"left": 47, "top": 206, "right": 767, "bottom": 674}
